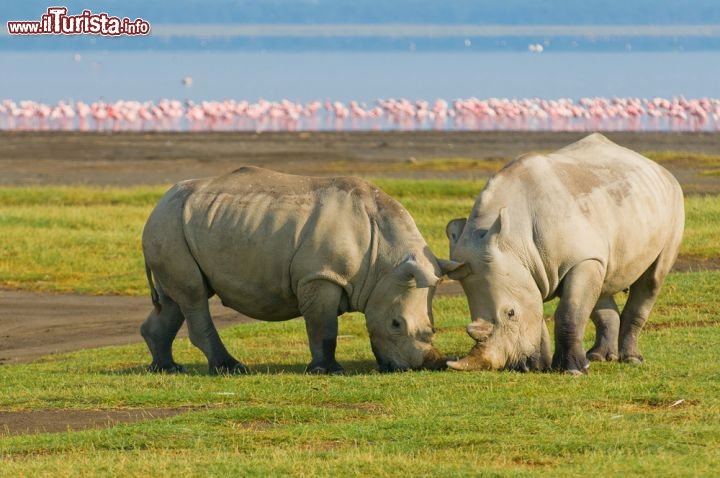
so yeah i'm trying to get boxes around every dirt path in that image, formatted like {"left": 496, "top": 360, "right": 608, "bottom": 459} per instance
{"left": 0, "top": 291, "right": 256, "bottom": 365}
{"left": 2, "top": 130, "right": 719, "bottom": 191}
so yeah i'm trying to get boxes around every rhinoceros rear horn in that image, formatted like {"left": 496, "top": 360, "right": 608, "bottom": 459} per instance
{"left": 466, "top": 320, "right": 494, "bottom": 342}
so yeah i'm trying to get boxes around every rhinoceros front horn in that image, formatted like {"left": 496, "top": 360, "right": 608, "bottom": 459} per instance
{"left": 446, "top": 342, "right": 495, "bottom": 371}
{"left": 447, "top": 355, "right": 486, "bottom": 371}
{"left": 446, "top": 321, "right": 497, "bottom": 371}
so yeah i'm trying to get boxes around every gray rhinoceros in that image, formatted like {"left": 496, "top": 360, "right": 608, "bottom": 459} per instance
{"left": 142, "top": 166, "right": 455, "bottom": 374}
{"left": 445, "top": 133, "right": 684, "bottom": 374}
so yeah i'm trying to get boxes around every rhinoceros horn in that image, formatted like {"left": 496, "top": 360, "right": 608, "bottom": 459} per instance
{"left": 446, "top": 342, "right": 498, "bottom": 371}
{"left": 447, "top": 320, "right": 553, "bottom": 372}
{"left": 466, "top": 320, "right": 494, "bottom": 342}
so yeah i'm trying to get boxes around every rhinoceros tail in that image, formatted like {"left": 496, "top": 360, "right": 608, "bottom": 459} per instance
{"left": 145, "top": 263, "right": 162, "bottom": 313}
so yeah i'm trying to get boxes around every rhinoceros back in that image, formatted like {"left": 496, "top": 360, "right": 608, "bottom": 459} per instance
{"left": 475, "top": 133, "right": 684, "bottom": 298}
{"left": 152, "top": 166, "right": 419, "bottom": 320}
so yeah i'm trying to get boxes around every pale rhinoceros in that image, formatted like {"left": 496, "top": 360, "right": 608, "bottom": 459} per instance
{"left": 445, "top": 133, "right": 684, "bottom": 374}
{"left": 142, "top": 166, "right": 456, "bottom": 374}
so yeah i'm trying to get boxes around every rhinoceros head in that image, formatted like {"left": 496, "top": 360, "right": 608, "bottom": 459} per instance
{"left": 364, "top": 254, "right": 456, "bottom": 372}
{"left": 444, "top": 209, "right": 551, "bottom": 372}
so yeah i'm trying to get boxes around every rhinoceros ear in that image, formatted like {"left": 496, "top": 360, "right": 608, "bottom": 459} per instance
{"left": 482, "top": 207, "right": 509, "bottom": 245}
{"left": 399, "top": 256, "right": 440, "bottom": 289}
{"left": 446, "top": 218, "right": 467, "bottom": 248}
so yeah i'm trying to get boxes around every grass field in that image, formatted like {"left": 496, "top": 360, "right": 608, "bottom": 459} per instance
{"left": 1, "top": 180, "right": 719, "bottom": 476}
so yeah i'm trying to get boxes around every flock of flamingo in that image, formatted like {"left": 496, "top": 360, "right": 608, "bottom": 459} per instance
{"left": 1, "top": 96, "right": 719, "bottom": 132}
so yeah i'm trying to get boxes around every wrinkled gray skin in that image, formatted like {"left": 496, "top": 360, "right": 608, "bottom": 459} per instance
{"left": 446, "top": 133, "right": 684, "bottom": 374}
{"left": 142, "top": 166, "right": 456, "bottom": 375}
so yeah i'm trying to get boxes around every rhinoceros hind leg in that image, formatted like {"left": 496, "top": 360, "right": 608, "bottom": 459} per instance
{"left": 163, "top": 275, "right": 244, "bottom": 375}
{"left": 586, "top": 296, "right": 620, "bottom": 362}
{"left": 552, "top": 260, "right": 605, "bottom": 374}
{"left": 180, "top": 302, "right": 245, "bottom": 375}
{"left": 141, "top": 287, "right": 186, "bottom": 373}
{"left": 618, "top": 255, "right": 671, "bottom": 364}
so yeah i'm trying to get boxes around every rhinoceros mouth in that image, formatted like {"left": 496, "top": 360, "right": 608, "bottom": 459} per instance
{"left": 514, "top": 351, "right": 551, "bottom": 372}
{"left": 377, "top": 362, "right": 410, "bottom": 373}
{"left": 505, "top": 356, "right": 540, "bottom": 373}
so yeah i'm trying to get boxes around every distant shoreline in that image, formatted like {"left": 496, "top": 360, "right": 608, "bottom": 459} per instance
{"left": 4, "top": 23, "right": 720, "bottom": 38}
{"left": 145, "top": 24, "right": 720, "bottom": 38}
{"left": 3, "top": 23, "right": 720, "bottom": 53}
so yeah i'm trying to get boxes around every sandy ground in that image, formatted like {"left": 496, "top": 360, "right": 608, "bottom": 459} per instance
{"left": 0, "top": 292, "right": 253, "bottom": 365}
{"left": 1, "top": 130, "right": 719, "bottom": 190}
{"left": 0, "top": 130, "right": 717, "bottom": 435}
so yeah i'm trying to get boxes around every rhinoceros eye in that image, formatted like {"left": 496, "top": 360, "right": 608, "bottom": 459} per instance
{"left": 392, "top": 319, "right": 402, "bottom": 329}
{"left": 507, "top": 308, "right": 516, "bottom": 320}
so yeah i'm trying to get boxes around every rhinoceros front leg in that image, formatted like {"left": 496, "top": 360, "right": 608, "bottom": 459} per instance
{"left": 298, "top": 279, "right": 345, "bottom": 375}
{"left": 141, "top": 288, "right": 186, "bottom": 373}
{"left": 586, "top": 296, "right": 620, "bottom": 362}
{"left": 552, "top": 260, "right": 605, "bottom": 374}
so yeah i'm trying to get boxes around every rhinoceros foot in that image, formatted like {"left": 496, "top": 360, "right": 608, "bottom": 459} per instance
{"left": 552, "top": 360, "right": 590, "bottom": 375}
{"left": 586, "top": 347, "right": 619, "bottom": 362}
{"left": 552, "top": 350, "right": 590, "bottom": 375}
{"left": 619, "top": 354, "right": 644, "bottom": 365}
{"left": 306, "top": 360, "right": 344, "bottom": 375}
{"left": 148, "top": 361, "right": 186, "bottom": 374}
{"left": 210, "top": 360, "right": 249, "bottom": 375}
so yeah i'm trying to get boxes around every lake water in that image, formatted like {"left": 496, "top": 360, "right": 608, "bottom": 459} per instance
{"left": 3, "top": 51, "right": 720, "bottom": 103}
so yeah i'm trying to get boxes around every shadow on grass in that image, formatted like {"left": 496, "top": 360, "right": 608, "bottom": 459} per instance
{"left": 108, "top": 359, "right": 381, "bottom": 377}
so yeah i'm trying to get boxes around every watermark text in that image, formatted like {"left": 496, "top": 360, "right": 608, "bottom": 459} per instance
{"left": 7, "top": 7, "right": 151, "bottom": 36}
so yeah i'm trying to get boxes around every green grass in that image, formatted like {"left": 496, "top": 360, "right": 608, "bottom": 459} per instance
{"left": 0, "top": 272, "right": 719, "bottom": 476}
{"left": 324, "top": 157, "right": 505, "bottom": 176}
{"left": 0, "top": 181, "right": 716, "bottom": 295}
{"left": 645, "top": 151, "right": 720, "bottom": 167}
{"left": 0, "top": 181, "right": 719, "bottom": 475}
{"left": 682, "top": 194, "right": 720, "bottom": 259}
{"left": 645, "top": 152, "right": 720, "bottom": 178}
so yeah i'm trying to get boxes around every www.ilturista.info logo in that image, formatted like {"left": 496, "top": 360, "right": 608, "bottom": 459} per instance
{"left": 7, "top": 7, "right": 151, "bottom": 36}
